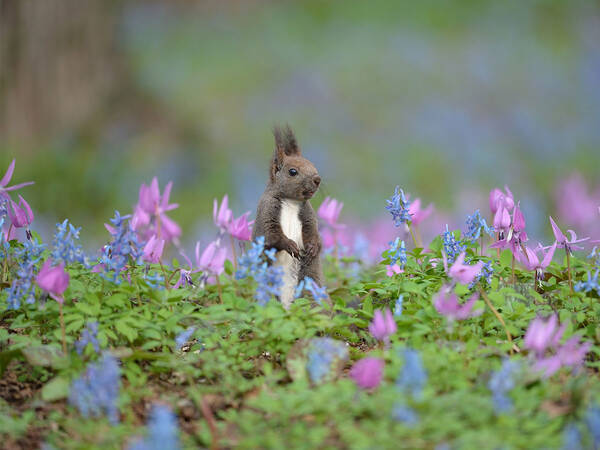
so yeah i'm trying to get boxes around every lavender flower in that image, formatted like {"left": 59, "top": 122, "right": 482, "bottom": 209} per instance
{"left": 487, "top": 359, "right": 519, "bottom": 414}
{"left": 51, "top": 219, "right": 89, "bottom": 266}
{"left": 396, "top": 349, "right": 427, "bottom": 398}
{"left": 442, "top": 225, "right": 466, "bottom": 264}
{"left": 175, "top": 327, "right": 195, "bottom": 351}
{"left": 99, "top": 211, "right": 144, "bottom": 284}
{"left": 69, "top": 353, "right": 120, "bottom": 424}
{"left": 386, "top": 186, "right": 412, "bottom": 227}
{"left": 129, "top": 404, "right": 180, "bottom": 450}
{"left": 464, "top": 210, "right": 494, "bottom": 243}
{"left": 75, "top": 322, "right": 100, "bottom": 355}
{"left": 295, "top": 276, "right": 328, "bottom": 305}
{"left": 387, "top": 237, "right": 407, "bottom": 268}
{"left": 305, "top": 338, "right": 348, "bottom": 385}
{"left": 5, "top": 237, "right": 45, "bottom": 309}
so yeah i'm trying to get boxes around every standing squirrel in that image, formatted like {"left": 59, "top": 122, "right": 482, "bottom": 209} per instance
{"left": 252, "top": 125, "right": 323, "bottom": 308}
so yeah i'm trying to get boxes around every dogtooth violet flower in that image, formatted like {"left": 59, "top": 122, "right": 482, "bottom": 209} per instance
{"left": 0, "top": 159, "right": 34, "bottom": 201}
{"left": 198, "top": 240, "right": 227, "bottom": 277}
{"left": 36, "top": 259, "right": 70, "bottom": 303}
{"left": 407, "top": 198, "right": 433, "bottom": 227}
{"left": 448, "top": 252, "right": 483, "bottom": 285}
{"left": 350, "top": 357, "right": 384, "bottom": 389}
{"left": 518, "top": 242, "right": 557, "bottom": 287}
{"left": 549, "top": 216, "right": 589, "bottom": 254}
{"left": 489, "top": 186, "right": 514, "bottom": 215}
{"left": 369, "top": 308, "right": 397, "bottom": 343}
{"left": 523, "top": 314, "right": 564, "bottom": 357}
{"left": 133, "top": 177, "right": 181, "bottom": 242}
{"left": 318, "top": 197, "right": 345, "bottom": 228}
{"left": 491, "top": 202, "right": 528, "bottom": 256}
{"left": 213, "top": 194, "right": 233, "bottom": 232}
{"left": 386, "top": 186, "right": 412, "bottom": 226}
{"left": 7, "top": 195, "right": 33, "bottom": 229}
{"left": 142, "top": 234, "right": 165, "bottom": 264}
{"left": 228, "top": 211, "right": 253, "bottom": 241}
{"left": 493, "top": 205, "right": 512, "bottom": 240}
{"left": 433, "top": 286, "right": 481, "bottom": 321}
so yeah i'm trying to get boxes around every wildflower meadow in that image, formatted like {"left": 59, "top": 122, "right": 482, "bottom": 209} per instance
{"left": 1, "top": 158, "right": 599, "bottom": 449}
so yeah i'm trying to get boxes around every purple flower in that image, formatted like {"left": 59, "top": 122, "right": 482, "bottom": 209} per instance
{"left": 228, "top": 212, "right": 253, "bottom": 241}
{"left": 523, "top": 314, "right": 564, "bottom": 357}
{"left": 350, "top": 357, "right": 384, "bottom": 389}
{"left": 491, "top": 202, "right": 528, "bottom": 254}
{"left": 213, "top": 194, "right": 233, "bottom": 232}
{"left": 433, "top": 286, "right": 481, "bottom": 321}
{"left": 133, "top": 178, "right": 181, "bottom": 242}
{"left": 518, "top": 242, "right": 556, "bottom": 285}
{"left": 368, "top": 308, "right": 397, "bottom": 343}
{"left": 142, "top": 234, "right": 165, "bottom": 264}
{"left": 493, "top": 205, "right": 511, "bottom": 238}
{"left": 318, "top": 197, "right": 344, "bottom": 228}
{"left": 408, "top": 198, "right": 433, "bottom": 227}
{"left": 198, "top": 241, "right": 227, "bottom": 277}
{"left": 448, "top": 252, "right": 483, "bottom": 285}
{"left": 7, "top": 195, "right": 33, "bottom": 228}
{"left": 36, "top": 259, "right": 69, "bottom": 303}
{"left": 0, "top": 159, "right": 34, "bottom": 201}
{"left": 549, "top": 216, "right": 589, "bottom": 254}
{"left": 489, "top": 186, "right": 514, "bottom": 215}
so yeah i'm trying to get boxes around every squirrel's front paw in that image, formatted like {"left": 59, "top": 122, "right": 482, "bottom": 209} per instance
{"left": 302, "top": 239, "right": 321, "bottom": 261}
{"left": 284, "top": 239, "right": 301, "bottom": 259}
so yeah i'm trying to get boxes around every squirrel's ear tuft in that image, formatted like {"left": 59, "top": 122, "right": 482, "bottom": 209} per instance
{"left": 273, "top": 124, "right": 301, "bottom": 156}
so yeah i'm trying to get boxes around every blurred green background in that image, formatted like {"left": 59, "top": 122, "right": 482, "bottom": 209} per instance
{"left": 1, "top": 0, "right": 599, "bottom": 250}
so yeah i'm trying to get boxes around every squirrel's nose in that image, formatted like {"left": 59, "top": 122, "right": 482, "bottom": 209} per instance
{"left": 313, "top": 175, "right": 321, "bottom": 188}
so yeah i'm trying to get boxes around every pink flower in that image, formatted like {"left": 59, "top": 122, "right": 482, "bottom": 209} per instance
{"left": 408, "top": 198, "right": 433, "bottom": 227}
{"left": 350, "top": 357, "right": 384, "bottom": 389}
{"left": 36, "top": 259, "right": 70, "bottom": 303}
{"left": 534, "top": 335, "right": 591, "bottom": 378}
{"left": 213, "top": 195, "right": 233, "bottom": 231}
{"left": 134, "top": 177, "right": 181, "bottom": 241}
{"left": 318, "top": 197, "right": 344, "bottom": 228}
{"left": 489, "top": 186, "right": 514, "bottom": 215}
{"left": 523, "top": 314, "right": 564, "bottom": 357}
{"left": 198, "top": 241, "right": 227, "bottom": 276}
{"left": 518, "top": 242, "right": 556, "bottom": 277}
{"left": 433, "top": 286, "right": 481, "bottom": 320}
{"left": 0, "top": 159, "right": 34, "bottom": 200}
{"left": 7, "top": 195, "right": 34, "bottom": 228}
{"left": 368, "top": 308, "right": 397, "bottom": 342}
{"left": 448, "top": 252, "right": 483, "bottom": 285}
{"left": 549, "top": 216, "right": 589, "bottom": 254}
{"left": 493, "top": 205, "right": 511, "bottom": 236}
{"left": 228, "top": 212, "right": 253, "bottom": 241}
{"left": 386, "top": 264, "right": 403, "bottom": 277}
{"left": 142, "top": 234, "right": 165, "bottom": 264}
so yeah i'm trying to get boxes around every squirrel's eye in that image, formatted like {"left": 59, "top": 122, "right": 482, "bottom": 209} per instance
{"left": 288, "top": 168, "right": 298, "bottom": 176}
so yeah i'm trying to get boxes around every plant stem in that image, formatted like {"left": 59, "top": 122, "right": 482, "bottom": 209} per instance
{"left": 216, "top": 275, "right": 222, "bottom": 303}
{"left": 566, "top": 248, "right": 573, "bottom": 293}
{"left": 408, "top": 224, "right": 418, "bottom": 248}
{"left": 511, "top": 255, "right": 515, "bottom": 285}
{"left": 478, "top": 285, "right": 515, "bottom": 354}
{"left": 159, "top": 261, "right": 171, "bottom": 290}
{"left": 480, "top": 235, "right": 484, "bottom": 257}
{"left": 230, "top": 235, "right": 237, "bottom": 271}
{"left": 59, "top": 302, "right": 67, "bottom": 354}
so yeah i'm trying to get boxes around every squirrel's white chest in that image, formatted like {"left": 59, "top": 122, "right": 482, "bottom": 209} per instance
{"left": 279, "top": 199, "right": 303, "bottom": 248}
{"left": 276, "top": 199, "right": 303, "bottom": 309}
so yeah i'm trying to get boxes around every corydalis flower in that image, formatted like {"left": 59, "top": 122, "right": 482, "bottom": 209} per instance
{"left": 318, "top": 197, "right": 344, "bottom": 229}
{"left": 464, "top": 209, "right": 494, "bottom": 243}
{"left": 387, "top": 237, "right": 407, "bottom": 268}
{"left": 5, "top": 237, "right": 45, "bottom": 309}
{"left": 386, "top": 186, "right": 412, "bottom": 226}
{"left": 213, "top": 195, "right": 233, "bottom": 232}
{"left": 76, "top": 322, "right": 100, "bottom": 355}
{"left": 295, "top": 276, "right": 328, "bottom": 305}
{"left": 350, "top": 357, "right": 384, "bottom": 389}
{"left": 36, "top": 259, "right": 69, "bottom": 303}
{"left": 305, "top": 338, "right": 348, "bottom": 385}
{"left": 7, "top": 195, "right": 33, "bottom": 229}
{"left": 129, "top": 405, "right": 181, "bottom": 450}
{"left": 396, "top": 349, "right": 427, "bottom": 398}
{"left": 488, "top": 359, "right": 519, "bottom": 414}
{"left": 51, "top": 219, "right": 89, "bottom": 266}
{"left": 69, "top": 353, "right": 120, "bottom": 424}
{"left": 0, "top": 159, "right": 34, "bottom": 201}
{"left": 549, "top": 216, "right": 589, "bottom": 255}
{"left": 448, "top": 252, "right": 483, "bottom": 285}
{"left": 442, "top": 225, "right": 466, "bottom": 264}
{"left": 175, "top": 327, "right": 195, "bottom": 351}
{"left": 433, "top": 286, "right": 481, "bottom": 321}
{"left": 99, "top": 212, "right": 144, "bottom": 284}
{"left": 236, "top": 236, "right": 283, "bottom": 306}
{"left": 133, "top": 177, "right": 181, "bottom": 242}
{"left": 394, "top": 295, "right": 403, "bottom": 317}
{"left": 489, "top": 186, "right": 514, "bottom": 215}
{"left": 369, "top": 308, "right": 397, "bottom": 344}
{"left": 575, "top": 269, "right": 600, "bottom": 295}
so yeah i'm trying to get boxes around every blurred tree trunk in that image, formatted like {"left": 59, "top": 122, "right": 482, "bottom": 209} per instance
{"left": 0, "top": 0, "right": 123, "bottom": 150}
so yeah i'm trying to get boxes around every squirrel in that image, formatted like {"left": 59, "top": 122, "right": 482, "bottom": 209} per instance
{"left": 252, "top": 125, "right": 323, "bottom": 308}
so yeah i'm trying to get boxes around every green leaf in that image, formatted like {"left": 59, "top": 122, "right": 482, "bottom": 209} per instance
{"left": 42, "top": 376, "right": 70, "bottom": 402}
{"left": 22, "top": 345, "right": 63, "bottom": 368}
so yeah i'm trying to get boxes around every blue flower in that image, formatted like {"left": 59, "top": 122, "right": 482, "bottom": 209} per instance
{"left": 69, "top": 353, "right": 121, "bottom": 424}
{"left": 470, "top": 260, "right": 494, "bottom": 288}
{"left": 386, "top": 186, "right": 412, "bottom": 227}
{"left": 75, "top": 322, "right": 100, "bottom": 355}
{"left": 236, "top": 236, "right": 283, "bottom": 306}
{"left": 562, "top": 423, "right": 582, "bottom": 450}
{"left": 586, "top": 405, "right": 600, "bottom": 449}
{"left": 4, "top": 237, "right": 46, "bottom": 310}
{"left": 129, "top": 405, "right": 180, "bottom": 450}
{"left": 175, "top": 327, "right": 195, "bottom": 351}
{"left": 388, "top": 238, "right": 407, "bottom": 268}
{"left": 464, "top": 210, "right": 494, "bottom": 243}
{"left": 144, "top": 270, "right": 165, "bottom": 290}
{"left": 396, "top": 349, "right": 427, "bottom": 399}
{"left": 392, "top": 403, "right": 419, "bottom": 425}
{"left": 574, "top": 270, "right": 600, "bottom": 295}
{"left": 305, "top": 338, "right": 348, "bottom": 385}
{"left": 99, "top": 212, "right": 144, "bottom": 284}
{"left": 442, "top": 225, "right": 466, "bottom": 264}
{"left": 394, "top": 296, "right": 403, "bottom": 317}
{"left": 51, "top": 219, "right": 89, "bottom": 267}
{"left": 295, "top": 276, "right": 328, "bottom": 305}
{"left": 487, "top": 359, "right": 519, "bottom": 414}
